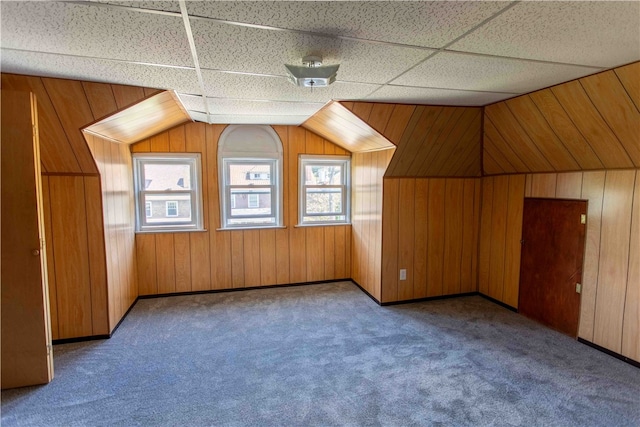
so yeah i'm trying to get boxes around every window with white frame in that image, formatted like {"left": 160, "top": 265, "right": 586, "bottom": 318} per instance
{"left": 133, "top": 153, "right": 204, "bottom": 232}
{"left": 299, "top": 155, "right": 350, "bottom": 225}
{"left": 218, "top": 125, "right": 283, "bottom": 229}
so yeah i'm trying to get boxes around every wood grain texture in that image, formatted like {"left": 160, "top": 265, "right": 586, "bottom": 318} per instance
{"left": 84, "top": 91, "right": 191, "bottom": 145}
{"left": 397, "top": 179, "right": 416, "bottom": 300}
{"left": 1, "top": 90, "right": 53, "bottom": 388}
{"left": 302, "top": 101, "right": 394, "bottom": 153}
{"left": 488, "top": 176, "right": 508, "bottom": 300}
{"left": 49, "top": 176, "right": 92, "bottom": 338}
{"left": 132, "top": 124, "right": 352, "bottom": 293}
{"left": 593, "top": 170, "right": 635, "bottom": 352}
{"left": 622, "top": 170, "right": 639, "bottom": 360}
{"left": 614, "top": 62, "right": 640, "bottom": 113}
{"left": 483, "top": 62, "right": 639, "bottom": 174}
{"left": 578, "top": 171, "right": 606, "bottom": 341}
{"left": 443, "top": 180, "right": 464, "bottom": 295}
{"left": 503, "top": 175, "right": 525, "bottom": 307}
{"left": 381, "top": 178, "right": 400, "bottom": 302}
{"left": 478, "top": 177, "right": 494, "bottom": 295}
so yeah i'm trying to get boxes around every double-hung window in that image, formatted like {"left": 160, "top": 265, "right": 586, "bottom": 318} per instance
{"left": 299, "top": 155, "right": 350, "bottom": 225}
{"left": 133, "top": 153, "right": 204, "bottom": 232}
{"left": 218, "top": 125, "right": 283, "bottom": 229}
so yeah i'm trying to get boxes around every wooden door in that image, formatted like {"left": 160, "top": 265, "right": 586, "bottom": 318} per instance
{"left": 1, "top": 90, "right": 54, "bottom": 388}
{"left": 519, "top": 198, "right": 587, "bottom": 337}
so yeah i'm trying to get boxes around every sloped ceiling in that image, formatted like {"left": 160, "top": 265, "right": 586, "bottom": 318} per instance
{"left": 2, "top": 1, "right": 639, "bottom": 125}
{"left": 484, "top": 62, "right": 640, "bottom": 174}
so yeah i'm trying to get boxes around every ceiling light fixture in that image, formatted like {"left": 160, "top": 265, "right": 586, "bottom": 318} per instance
{"left": 285, "top": 55, "right": 339, "bottom": 88}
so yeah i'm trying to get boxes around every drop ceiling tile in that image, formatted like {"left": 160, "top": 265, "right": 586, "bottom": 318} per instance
{"left": 201, "top": 70, "right": 380, "bottom": 103}
{"left": 191, "top": 19, "right": 432, "bottom": 84}
{"left": 178, "top": 94, "right": 207, "bottom": 113}
{"left": 209, "top": 115, "right": 309, "bottom": 126}
{"left": 393, "top": 52, "right": 602, "bottom": 94}
{"left": 0, "top": 1, "right": 191, "bottom": 66}
{"left": 187, "top": 1, "right": 508, "bottom": 48}
{"left": 206, "top": 98, "right": 325, "bottom": 117}
{"left": 451, "top": 1, "right": 640, "bottom": 67}
{"left": 1, "top": 50, "right": 201, "bottom": 94}
{"left": 87, "top": 1, "right": 181, "bottom": 13}
{"left": 366, "top": 85, "right": 515, "bottom": 107}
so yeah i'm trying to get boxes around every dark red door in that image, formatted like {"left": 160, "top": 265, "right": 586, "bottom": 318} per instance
{"left": 519, "top": 198, "right": 587, "bottom": 337}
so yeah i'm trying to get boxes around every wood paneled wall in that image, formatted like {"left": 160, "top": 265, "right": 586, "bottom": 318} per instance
{"left": 41, "top": 175, "right": 109, "bottom": 339}
{"left": 484, "top": 62, "right": 640, "bottom": 174}
{"left": 132, "top": 124, "right": 352, "bottom": 294}
{"left": 351, "top": 149, "right": 395, "bottom": 300}
{"left": 478, "top": 175, "right": 526, "bottom": 308}
{"left": 1, "top": 73, "right": 155, "bottom": 338}
{"left": 343, "top": 102, "right": 482, "bottom": 177}
{"left": 480, "top": 170, "right": 639, "bottom": 362}
{"left": 381, "top": 178, "right": 481, "bottom": 303}
{"left": 85, "top": 135, "right": 138, "bottom": 332}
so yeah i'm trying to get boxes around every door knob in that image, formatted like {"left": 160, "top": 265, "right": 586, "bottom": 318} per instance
{"left": 32, "top": 249, "right": 40, "bottom": 256}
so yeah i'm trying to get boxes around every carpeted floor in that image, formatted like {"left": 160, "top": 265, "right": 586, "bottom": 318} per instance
{"left": 2, "top": 281, "right": 639, "bottom": 426}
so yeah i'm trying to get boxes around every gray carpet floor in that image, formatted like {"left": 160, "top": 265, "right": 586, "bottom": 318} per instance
{"left": 2, "top": 281, "right": 639, "bottom": 426}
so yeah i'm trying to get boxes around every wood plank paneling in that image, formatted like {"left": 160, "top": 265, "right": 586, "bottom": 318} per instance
{"left": 488, "top": 176, "right": 508, "bottom": 300}
{"left": 397, "top": 179, "right": 415, "bottom": 300}
{"left": 49, "top": 176, "right": 92, "bottom": 338}
{"left": 578, "top": 171, "right": 606, "bottom": 341}
{"left": 156, "top": 233, "right": 176, "bottom": 294}
{"left": 484, "top": 62, "right": 639, "bottom": 174}
{"left": 443, "top": 180, "right": 464, "bottom": 295}
{"left": 136, "top": 234, "right": 157, "bottom": 296}
{"left": 132, "top": 124, "right": 351, "bottom": 294}
{"left": 614, "top": 62, "right": 640, "bottom": 113}
{"left": 302, "top": 101, "right": 394, "bottom": 153}
{"left": 84, "top": 91, "right": 191, "bottom": 145}
{"left": 41, "top": 78, "right": 98, "bottom": 174}
{"left": 479, "top": 170, "right": 640, "bottom": 362}
{"left": 593, "top": 170, "right": 635, "bottom": 352}
{"left": 622, "top": 170, "right": 640, "bottom": 360}
{"left": 381, "top": 179, "right": 400, "bottom": 302}
{"left": 40, "top": 177, "right": 59, "bottom": 340}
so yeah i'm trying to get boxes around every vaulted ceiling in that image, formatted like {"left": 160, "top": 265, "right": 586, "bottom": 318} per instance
{"left": 2, "top": 1, "right": 639, "bottom": 126}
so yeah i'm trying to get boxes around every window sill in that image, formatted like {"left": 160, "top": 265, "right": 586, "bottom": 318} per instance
{"left": 216, "top": 226, "right": 287, "bottom": 231}
{"left": 295, "top": 223, "right": 351, "bottom": 228}
{"left": 135, "top": 228, "right": 207, "bottom": 234}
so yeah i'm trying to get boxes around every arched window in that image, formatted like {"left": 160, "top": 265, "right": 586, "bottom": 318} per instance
{"left": 218, "top": 125, "right": 283, "bottom": 229}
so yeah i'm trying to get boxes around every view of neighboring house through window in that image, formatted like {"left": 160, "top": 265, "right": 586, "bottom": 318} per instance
{"left": 133, "top": 153, "right": 204, "bottom": 232}
{"left": 218, "top": 125, "right": 283, "bottom": 229}
{"left": 299, "top": 155, "right": 350, "bottom": 225}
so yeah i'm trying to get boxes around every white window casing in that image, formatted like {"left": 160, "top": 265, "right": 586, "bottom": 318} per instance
{"left": 218, "top": 125, "right": 284, "bottom": 229}
{"left": 133, "top": 153, "right": 204, "bottom": 233}
{"left": 299, "top": 155, "right": 351, "bottom": 225}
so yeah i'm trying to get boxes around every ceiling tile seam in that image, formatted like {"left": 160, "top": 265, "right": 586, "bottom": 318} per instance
{"left": 0, "top": 47, "right": 196, "bottom": 71}
{"left": 202, "top": 96, "right": 326, "bottom": 106}
{"left": 65, "top": 1, "right": 612, "bottom": 71}
{"left": 384, "top": 83, "right": 521, "bottom": 96}
{"left": 65, "top": 1, "right": 181, "bottom": 18}
{"left": 363, "top": 1, "right": 521, "bottom": 100}
{"left": 178, "top": 0, "right": 210, "bottom": 122}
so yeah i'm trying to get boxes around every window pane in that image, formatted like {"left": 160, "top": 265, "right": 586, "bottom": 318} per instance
{"left": 229, "top": 163, "right": 272, "bottom": 185}
{"left": 230, "top": 188, "right": 272, "bottom": 217}
{"left": 144, "top": 163, "right": 192, "bottom": 190}
{"left": 306, "top": 188, "right": 342, "bottom": 214}
{"left": 144, "top": 193, "right": 192, "bottom": 223}
{"left": 304, "top": 164, "right": 342, "bottom": 185}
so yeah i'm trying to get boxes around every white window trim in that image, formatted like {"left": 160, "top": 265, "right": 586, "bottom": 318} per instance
{"left": 218, "top": 125, "right": 283, "bottom": 230}
{"left": 298, "top": 155, "right": 351, "bottom": 226}
{"left": 133, "top": 153, "right": 204, "bottom": 233}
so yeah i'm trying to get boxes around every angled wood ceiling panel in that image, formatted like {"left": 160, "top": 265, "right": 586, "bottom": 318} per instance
{"left": 1, "top": 73, "right": 163, "bottom": 174}
{"left": 302, "top": 101, "right": 395, "bottom": 153}
{"left": 484, "top": 61, "right": 640, "bottom": 174}
{"left": 345, "top": 101, "right": 482, "bottom": 177}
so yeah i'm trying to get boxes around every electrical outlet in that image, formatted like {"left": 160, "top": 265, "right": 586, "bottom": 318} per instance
{"left": 399, "top": 269, "right": 407, "bottom": 281}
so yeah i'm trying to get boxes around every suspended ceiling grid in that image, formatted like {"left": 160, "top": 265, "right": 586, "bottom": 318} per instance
{"left": 1, "top": 1, "right": 639, "bottom": 126}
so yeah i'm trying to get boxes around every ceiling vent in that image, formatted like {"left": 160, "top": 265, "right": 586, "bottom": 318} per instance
{"left": 285, "top": 55, "right": 339, "bottom": 88}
